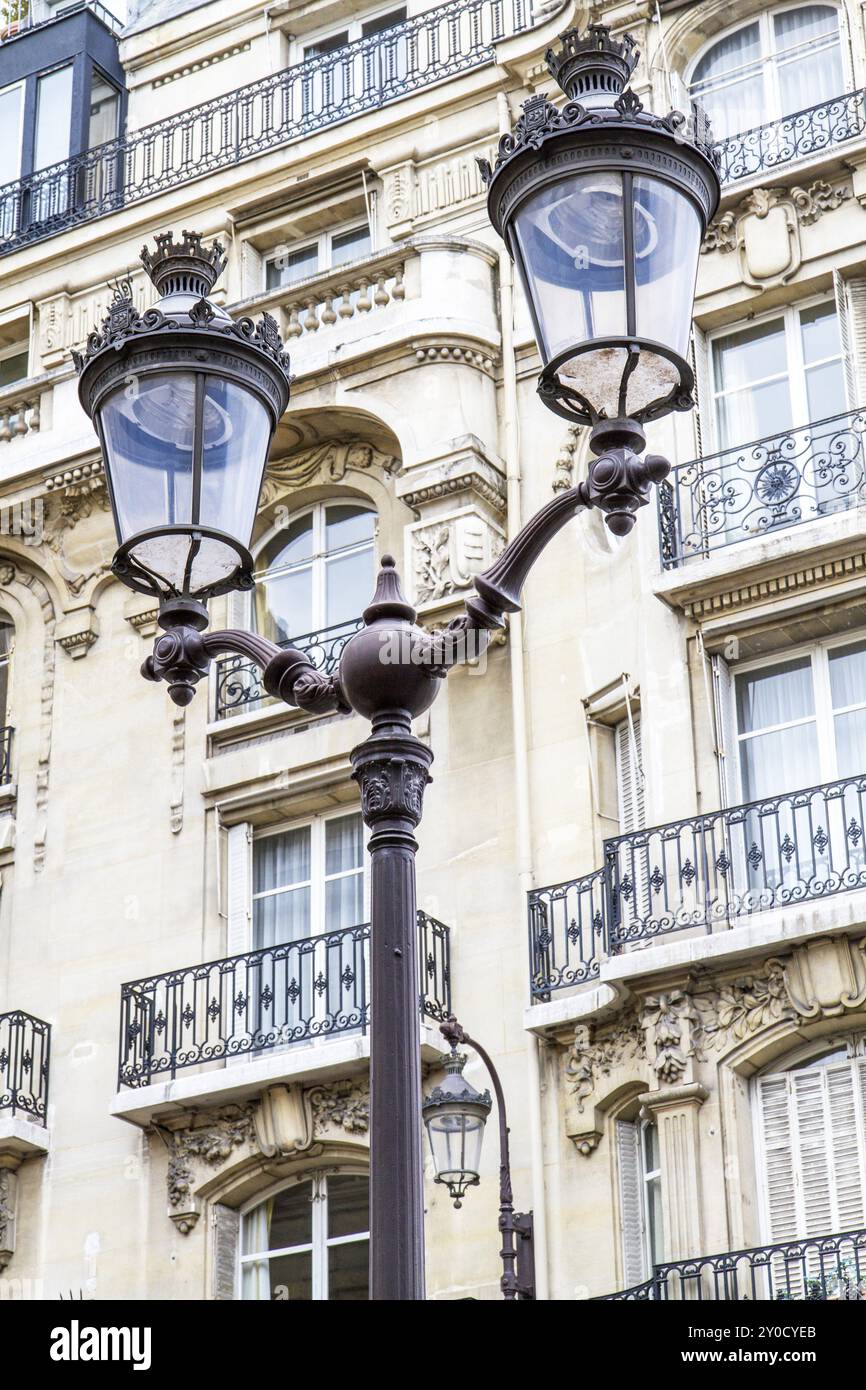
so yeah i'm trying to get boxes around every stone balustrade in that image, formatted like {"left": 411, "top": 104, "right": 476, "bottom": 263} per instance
{"left": 277, "top": 250, "right": 407, "bottom": 339}
{"left": 0, "top": 380, "right": 47, "bottom": 443}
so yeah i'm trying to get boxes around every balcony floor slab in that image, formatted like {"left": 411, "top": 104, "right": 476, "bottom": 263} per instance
{"left": 0, "top": 1115, "right": 50, "bottom": 1164}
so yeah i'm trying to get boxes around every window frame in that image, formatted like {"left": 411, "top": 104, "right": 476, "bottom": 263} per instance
{"left": 686, "top": 3, "right": 847, "bottom": 134}
{"left": 262, "top": 219, "right": 372, "bottom": 293}
{"left": 251, "top": 806, "right": 370, "bottom": 949}
{"left": 239, "top": 1167, "right": 370, "bottom": 1301}
{"left": 730, "top": 631, "right": 866, "bottom": 799}
{"left": 252, "top": 498, "right": 377, "bottom": 640}
{"left": 640, "top": 1117, "right": 663, "bottom": 1272}
{"left": 0, "top": 336, "right": 30, "bottom": 389}
{"left": 706, "top": 293, "right": 843, "bottom": 455}
{"left": 0, "top": 79, "right": 26, "bottom": 187}
{"left": 298, "top": 4, "right": 408, "bottom": 61}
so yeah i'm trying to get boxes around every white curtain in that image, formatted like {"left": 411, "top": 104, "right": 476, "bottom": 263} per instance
{"left": 253, "top": 829, "right": 311, "bottom": 949}
{"left": 241, "top": 1200, "right": 273, "bottom": 1301}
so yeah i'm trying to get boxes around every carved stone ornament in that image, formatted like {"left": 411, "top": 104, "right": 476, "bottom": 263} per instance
{"left": 259, "top": 440, "right": 398, "bottom": 508}
{"left": 409, "top": 510, "right": 505, "bottom": 607}
{"left": 308, "top": 1079, "right": 370, "bottom": 1136}
{"left": 701, "top": 180, "right": 851, "bottom": 286}
{"left": 0, "top": 1170, "right": 18, "bottom": 1271}
{"left": 640, "top": 990, "right": 700, "bottom": 1085}
{"left": 692, "top": 962, "right": 793, "bottom": 1051}
{"left": 166, "top": 1107, "right": 256, "bottom": 1234}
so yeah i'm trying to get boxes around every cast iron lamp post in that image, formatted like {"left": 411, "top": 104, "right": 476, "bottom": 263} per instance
{"left": 73, "top": 24, "right": 718, "bottom": 1302}
{"left": 423, "top": 1017, "right": 536, "bottom": 1300}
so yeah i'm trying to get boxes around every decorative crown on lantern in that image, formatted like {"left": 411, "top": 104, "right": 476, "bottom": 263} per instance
{"left": 545, "top": 23, "right": 640, "bottom": 101}
{"left": 140, "top": 229, "right": 228, "bottom": 298}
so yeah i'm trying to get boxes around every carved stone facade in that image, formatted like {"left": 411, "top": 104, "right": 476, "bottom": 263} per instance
{"left": 701, "top": 179, "right": 852, "bottom": 286}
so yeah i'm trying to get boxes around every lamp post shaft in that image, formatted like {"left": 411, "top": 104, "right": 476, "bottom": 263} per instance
{"left": 352, "top": 723, "right": 433, "bottom": 1301}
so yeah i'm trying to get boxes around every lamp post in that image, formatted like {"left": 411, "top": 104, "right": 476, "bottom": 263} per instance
{"left": 423, "top": 1017, "right": 536, "bottom": 1300}
{"left": 74, "top": 24, "right": 718, "bottom": 1302}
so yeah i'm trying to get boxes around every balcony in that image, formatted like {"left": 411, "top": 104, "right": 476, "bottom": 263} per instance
{"left": 529, "top": 772, "right": 866, "bottom": 997}
{"left": 0, "top": 1009, "right": 50, "bottom": 1164}
{"left": 0, "top": 0, "right": 532, "bottom": 256}
{"left": 717, "top": 89, "right": 866, "bottom": 186}
{"left": 0, "top": 1, "right": 122, "bottom": 45}
{"left": 213, "top": 618, "right": 362, "bottom": 722}
{"left": 597, "top": 1227, "right": 866, "bottom": 1301}
{"left": 117, "top": 911, "right": 451, "bottom": 1090}
{"left": 657, "top": 409, "right": 866, "bottom": 571}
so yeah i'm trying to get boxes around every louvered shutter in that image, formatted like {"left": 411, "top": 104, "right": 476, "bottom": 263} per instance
{"left": 211, "top": 1203, "right": 241, "bottom": 1300}
{"left": 757, "top": 1074, "right": 799, "bottom": 1243}
{"left": 615, "top": 714, "right": 645, "bottom": 834}
{"left": 711, "top": 654, "right": 739, "bottom": 807}
{"left": 616, "top": 1120, "right": 647, "bottom": 1287}
{"left": 833, "top": 270, "right": 857, "bottom": 411}
{"left": 843, "top": 276, "right": 866, "bottom": 410}
{"left": 226, "top": 823, "right": 252, "bottom": 956}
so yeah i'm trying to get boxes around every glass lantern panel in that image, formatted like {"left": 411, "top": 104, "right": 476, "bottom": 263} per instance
{"left": 512, "top": 171, "right": 628, "bottom": 363}
{"left": 632, "top": 175, "right": 702, "bottom": 361}
{"left": 99, "top": 373, "right": 196, "bottom": 543}
{"left": 426, "top": 1105, "right": 486, "bottom": 1181}
{"left": 199, "top": 378, "right": 272, "bottom": 548}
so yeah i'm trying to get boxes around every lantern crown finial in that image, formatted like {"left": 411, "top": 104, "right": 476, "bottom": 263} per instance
{"left": 546, "top": 23, "right": 639, "bottom": 103}
{"left": 140, "top": 229, "right": 227, "bottom": 299}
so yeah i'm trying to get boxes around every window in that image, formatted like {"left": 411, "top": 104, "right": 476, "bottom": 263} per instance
{"left": 755, "top": 1045, "right": 866, "bottom": 1263}
{"left": 88, "top": 72, "right": 120, "bottom": 149}
{"left": 711, "top": 301, "right": 845, "bottom": 452}
{"left": 0, "top": 83, "right": 24, "bottom": 188}
{"left": 264, "top": 223, "right": 372, "bottom": 291}
{"left": 689, "top": 5, "right": 844, "bottom": 139}
{"left": 615, "top": 712, "right": 645, "bottom": 834}
{"left": 303, "top": 7, "right": 406, "bottom": 58}
{"left": 252, "top": 812, "right": 365, "bottom": 950}
{"left": 254, "top": 502, "right": 376, "bottom": 643}
{"left": 241, "top": 1172, "right": 369, "bottom": 1300}
{"left": 617, "top": 1115, "right": 663, "bottom": 1285}
{"left": 34, "top": 64, "right": 73, "bottom": 172}
{"left": 0, "top": 339, "right": 28, "bottom": 389}
{"left": 733, "top": 637, "right": 866, "bottom": 801}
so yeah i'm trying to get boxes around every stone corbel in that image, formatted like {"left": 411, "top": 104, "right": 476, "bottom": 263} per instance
{"left": 380, "top": 159, "right": 417, "bottom": 238}
{"left": 55, "top": 608, "right": 99, "bottom": 660}
{"left": 254, "top": 1084, "right": 314, "bottom": 1157}
{"left": 123, "top": 593, "right": 160, "bottom": 641}
{"left": 165, "top": 1107, "right": 256, "bottom": 1236}
{"left": 407, "top": 507, "right": 506, "bottom": 614}
{"left": 782, "top": 936, "right": 866, "bottom": 1019}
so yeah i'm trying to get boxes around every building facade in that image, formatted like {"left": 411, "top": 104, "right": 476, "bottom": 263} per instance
{"left": 1, "top": 0, "right": 866, "bottom": 1301}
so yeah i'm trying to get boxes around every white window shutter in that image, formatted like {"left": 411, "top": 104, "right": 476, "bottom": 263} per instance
{"left": 757, "top": 1074, "right": 799, "bottom": 1243}
{"left": 711, "top": 654, "right": 739, "bottom": 807}
{"left": 833, "top": 269, "right": 858, "bottom": 411}
{"left": 827, "top": 1064, "right": 864, "bottom": 1232}
{"left": 615, "top": 713, "right": 645, "bottom": 834}
{"left": 690, "top": 324, "right": 713, "bottom": 458}
{"left": 616, "top": 1120, "right": 647, "bottom": 1286}
{"left": 211, "top": 1203, "right": 241, "bottom": 1300}
{"left": 226, "top": 823, "right": 252, "bottom": 957}
{"left": 793, "top": 1070, "right": 834, "bottom": 1237}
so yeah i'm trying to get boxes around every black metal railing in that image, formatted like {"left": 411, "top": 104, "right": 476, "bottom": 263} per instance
{"left": 213, "top": 617, "right": 362, "bottom": 720}
{"left": 597, "top": 1228, "right": 866, "bottom": 1300}
{"left": 0, "top": 1010, "right": 50, "bottom": 1123}
{"left": 0, "top": 726, "right": 12, "bottom": 783}
{"left": 530, "top": 772, "right": 866, "bottom": 996}
{"left": 0, "top": 0, "right": 531, "bottom": 255}
{"left": 0, "top": 0, "right": 124, "bottom": 43}
{"left": 658, "top": 408, "right": 866, "bottom": 569}
{"left": 118, "top": 910, "right": 451, "bottom": 1087}
{"left": 717, "top": 88, "right": 866, "bottom": 183}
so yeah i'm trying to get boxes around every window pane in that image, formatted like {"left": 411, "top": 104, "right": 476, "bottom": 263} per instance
{"left": 0, "top": 350, "right": 28, "bottom": 388}
{"left": 739, "top": 723, "right": 820, "bottom": 801}
{"left": 829, "top": 642, "right": 866, "bottom": 709}
{"left": 646, "top": 1176, "right": 664, "bottom": 1267}
{"left": 89, "top": 74, "right": 119, "bottom": 147}
{"left": 34, "top": 66, "right": 73, "bottom": 170}
{"left": 267, "top": 1250, "right": 312, "bottom": 1300}
{"left": 690, "top": 23, "right": 763, "bottom": 138}
{"left": 266, "top": 243, "right": 319, "bottom": 289}
{"left": 0, "top": 85, "right": 23, "bottom": 185}
{"left": 269, "top": 1182, "right": 313, "bottom": 1250}
{"left": 326, "top": 504, "right": 375, "bottom": 552}
{"left": 326, "top": 548, "right": 375, "bottom": 626}
{"left": 254, "top": 828, "right": 311, "bottom": 893}
{"left": 256, "top": 568, "right": 313, "bottom": 643}
{"left": 805, "top": 360, "right": 847, "bottom": 423}
{"left": 325, "top": 873, "right": 363, "bottom": 931}
{"left": 361, "top": 8, "right": 407, "bottom": 36}
{"left": 736, "top": 657, "right": 815, "bottom": 733}
{"left": 773, "top": 5, "right": 840, "bottom": 51}
{"left": 325, "top": 814, "right": 363, "bottom": 874}
{"left": 693, "top": 23, "right": 761, "bottom": 85}
{"left": 834, "top": 709, "right": 866, "bottom": 778}
{"left": 775, "top": 22, "right": 842, "bottom": 113}
{"left": 260, "top": 515, "right": 315, "bottom": 572}
{"left": 642, "top": 1122, "right": 660, "bottom": 1174}
{"left": 328, "top": 1239, "right": 369, "bottom": 1299}
{"left": 800, "top": 303, "right": 841, "bottom": 366}
{"left": 304, "top": 30, "right": 349, "bottom": 57}
{"left": 331, "top": 226, "right": 372, "bottom": 267}
{"left": 327, "top": 1175, "right": 370, "bottom": 1238}
{"left": 714, "top": 319, "right": 788, "bottom": 392}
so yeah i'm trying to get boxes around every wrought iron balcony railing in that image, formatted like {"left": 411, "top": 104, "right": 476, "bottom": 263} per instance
{"left": 213, "top": 617, "right": 362, "bottom": 720}
{"left": 0, "top": 0, "right": 531, "bottom": 255}
{"left": 717, "top": 89, "right": 866, "bottom": 184}
{"left": 0, "top": 1010, "right": 50, "bottom": 1123}
{"left": 0, "top": 726, "right": 12, "bottom": 783}
{"left": 530, "top": 771, "right": 866, "bottom": 997}
{"left": 658, "top": 408, "right": 866, "bottom": 570}
{"left": 596, "top": 1227, "right": 866, "bottom": 1301}
{"left": 0, "top": 0, "right": 123, "bottom": 43}
{"left": 118, "top": 910, "right": 451, "bottom": 1087}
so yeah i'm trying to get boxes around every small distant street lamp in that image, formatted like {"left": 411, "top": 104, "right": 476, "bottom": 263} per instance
{"left": 75, "top": 24, "right": 718, "bottom": 1301}
{"left": 423, "top": 1017, "right": 536, "bottom": 1301}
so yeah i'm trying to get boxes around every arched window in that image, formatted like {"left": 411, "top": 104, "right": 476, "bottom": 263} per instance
{"left": 254, "top": 501, "right": 376, "bottom": 645}
{"left": 240, "top": 1171, "right": 369, "bottom": 1300}
{"left": 689, "top": 6, "right": 843, "bottom": 139}
{"left": 755, "top": 1041, "right": 866, "bottom": 1250}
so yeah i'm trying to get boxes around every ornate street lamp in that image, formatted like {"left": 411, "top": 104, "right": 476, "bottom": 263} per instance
{"left": 74, "top": 230, "right": 292, "bottom": 621}
{"left": 422, "top": 1047, "right": 492, "bottom": 1207}
{"left": 480, "top": 23, "right": 720, "bottom": 507}
{"left": 423, "top": 1018, "right": 535, "bottom": 1301}
{"left": 75, "top": 22, "right": 717, "bottom": 1304}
